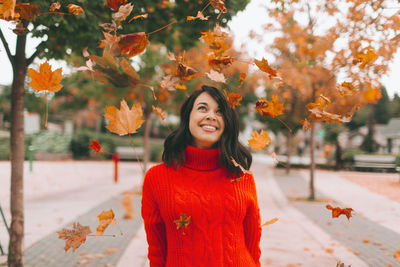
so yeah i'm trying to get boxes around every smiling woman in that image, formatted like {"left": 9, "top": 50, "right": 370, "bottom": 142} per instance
{"left": 141, "top": 85, "right": 262, "bottom": 267}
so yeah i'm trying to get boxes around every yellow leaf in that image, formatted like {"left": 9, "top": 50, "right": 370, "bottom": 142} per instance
{"left": 96, "top": 209, "right": 115, "bottom": 235}
{"left": 262, "top": 217, "right": 278, "bottom": 227}
{"left": 248, "top": 130, "right": 271, "bottom": 150}
{"left": 27, "top": 62, "right": 63, "bottom": 92}
{"left": 67, "top": 4, "right": 84, "bottom": 15}
{"left": 104, "top": 99, "right": 145, "bottom": 136}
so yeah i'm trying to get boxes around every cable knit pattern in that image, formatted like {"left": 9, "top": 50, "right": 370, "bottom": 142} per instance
{"left": 141, "top": 145, "right": 261, "bottom": 267}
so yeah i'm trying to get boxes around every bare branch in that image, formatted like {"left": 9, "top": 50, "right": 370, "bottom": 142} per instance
{"left": 0, "top": 27, "right": 15, "bottom": 69}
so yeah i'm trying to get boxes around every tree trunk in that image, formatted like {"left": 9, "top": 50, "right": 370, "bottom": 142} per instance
{"left": 142, "top": 106, "right": 152, "bottom": 176}
{"left": 309, "top": 121, "right": 316, "bottom": 200}
{"left": 285, "top": 130, "right": 292, "bottom": 174}
{"left": 8, "top": 33, "right": 27, "bottom": 267}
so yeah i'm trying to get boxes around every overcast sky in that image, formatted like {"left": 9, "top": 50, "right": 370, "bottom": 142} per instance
{"left": 1, "top": 0, "right": 399, "bottom": 98}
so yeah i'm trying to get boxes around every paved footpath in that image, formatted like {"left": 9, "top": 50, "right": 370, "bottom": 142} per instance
{"left": 1, "top": 159, "right": 400, "bottom": 266}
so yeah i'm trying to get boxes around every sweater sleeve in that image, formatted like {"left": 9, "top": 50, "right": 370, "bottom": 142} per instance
{"left": 141, "top": 168, "right": 167, "bottom": 267}
{"left": 243, "top": 174, "right": 262, "bottom": 267}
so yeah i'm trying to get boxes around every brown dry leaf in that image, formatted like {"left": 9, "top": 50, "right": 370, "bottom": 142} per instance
{"left": 206, "top": 69, "right": 226, "bottom": 83}
{"left": 152, "top": 105, "right": 166, "bottom": 121}
{"left": 210, "top": 0, "right": 227, "bottom": 14}
{"left": 57, "top": 222, "right": 92, "bottom": 252}
{"left": 187, "top": 11, "right": 209, "bottom": 21}
{"left": 248, "top": 130, "right": 271, "bottom": 150}
{"left": 208, "top": 56, "right": 233, "bottom": 71}
{"left": 104, "top": 0, "right": 127, "bottom": 11}
{"left": 255, "top": 96, "right": 284, "bottom": 118}
{"left": 50, "top": 2, "right": 61, "bottom": 11}
{"left": 326, "top": 204, "right": 354, "bottom": 220}
{"left": 96, "top": 209, "right": 116, "bottom": 235}
{"left": 300, "top": 119, "right": 312, "bottom": 131}
{"left": 0, "top": 0, "right": 16, "bottom": 20}
{"left": 224, "top": 90, "right": 242, "bottom": 109}
{"left": 118, "top": 32, "right": 149, "bottom": 58}
{"left": 261, "top": 217, "right": 278, "bottom": 227}
{"left": 27, "top": 62, "right": 63, "bottom": 92}
{"left": 160, "top": 75, "right": 180, "bottom": 91}
{"left": 15, "top": 3, "right": 39, "bottom": 21}
{"left": 104, "top": 99, "right": 145, "bottom": 136}
{"left": 67, "top": 4, "right": 84, "bottom": 15}
{"left": 112, "top": 3, "right": 133, "bottom": 22}
{"left": 254, "top": 58, "right": 277, "bottom": 78}
{"left": 122, "top": 195, "right": 136, "bottom": 219}
{"left": 336, "top": 261, "right": 351, "bottom": 267}
{"left": 308, "top": 107, "right": 352, "bottom": 124}
{"left": 231, "top": 157, "right": 252, "bottom": 175}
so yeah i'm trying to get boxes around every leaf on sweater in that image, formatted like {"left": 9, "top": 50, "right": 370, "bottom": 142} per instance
{"left": 57, "top": 222, "right": 92, "bottom": 252}
{"left": 104, "top": 99, "right": 145, "bottom": 136}
{"left": 96, "top": 209, "right": 116, "bottom": 235}
{"left": 89, "top": 139, "right": 103, "bottom": 153}
{"left": 261, "top": 217, "right": 278, "bottom": 227}
{"left": 326, "top": 204, "right": 354, "bottom": 220}
{"left": 174, "top": 213, "right": 191, "bottom": 232}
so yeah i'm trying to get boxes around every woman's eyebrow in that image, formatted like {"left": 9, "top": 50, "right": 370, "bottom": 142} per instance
{"left": 196, "top": 102, "right": 208, "bottom": 106}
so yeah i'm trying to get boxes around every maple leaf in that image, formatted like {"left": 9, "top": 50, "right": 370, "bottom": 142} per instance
{"left": 326, "top": 204, "right": 354, "bottom": 220}
{"left": 160, "top": 75, "right": 180, "bottom": 91}
{"left": 206, "top": 69, "right": 226, "bottom": 83}
{"left": 255, "top": 96, "right": 284, "bottom": 118}
{"left": 300, "top": 119, "right": 312, "bottom": 131}
{"left": 200, "top": 24, "right": 230, "bottom": 56}
{"left": 254, "top": 58, "right": 277, "bottom": 78}
{"left": 105, "top": 0, "right": 127, "bottom": 11}
{"left": 248, "top": 130, "right": 271, "bottom": 150}
{"left": 354, "top": 49, "right": 378, "bottom": 69}
{"left": 208, "top": 56, "right": 233, "bottom": 71}
{"left": 27, "top": 62, "right": 63, "bottom": 92}
{"left": 261, "top": 217, "right": 278, "bottom": 227}
{"left": 224, "top": 89, "right": 242, "bottom": 109}
{"left": 187, "top": 11, "right": 209, "bottom": 21}
{"left": 96, "top": 209, "right": 116, "bottom": 235}
{"left": 15, "top": 3, "right": 39, "bottom": 21}
{"left": 112, "top": 3, "right": 133, "bottom": 22}
{"left": 57, "top": 222, "right": 92, "bottom": 252}
{"left": 118, "top": 32, "right": 149, "bottom": 58}
{"left": 210, "top": 0, "right": 227, "bottom": 14}
{"left": 89, "top": 139, "right": 103, "bottom": 153}
{"left": 67, "top": 4, "right": 84, "bottom": 15}
{"left": 0, "top": 0, "right": 16, "bottom": 20}
{"left": 239, "top": 72, "right": 246, "bottom": 85}
{"left": 152, "top": 105, "right": 166, "bottom": 121}
{"left": 122, "top": 195, "right": 136, "bottom": 219}
{"left": 49, "top": 2, "right": 61, "bottom": 11}
{"left": 174, "top": 213, "right": 191, "bottom": 230}
{"left": 104, "top": 99, "right": 145, "bottom": 136}
{"left": 363, "top": 87, "right": 381, "bottom": 104}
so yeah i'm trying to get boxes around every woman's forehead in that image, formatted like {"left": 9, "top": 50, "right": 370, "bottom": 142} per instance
{"left": 194, "top": 92, "right": 218, "bottom": 106}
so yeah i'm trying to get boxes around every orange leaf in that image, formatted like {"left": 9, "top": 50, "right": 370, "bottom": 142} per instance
{"left": 49, "top": 2, "right": 61, "bottom": 11}
{"left": 206, "top": 69, "right": 226, "bottom": 83}
{"left": 254, "top": 58, "right": 277, "bottom": 78}
{"left": 175, "top": 84, "right": 187, "bottom": 90}
{"left": 67, "top": 4, "right": 84, "bottom": 15}
{"left": 210, "top": 0, "right": 227, "bottom": 14}
{"left": 112, "top": 3, "right": 133, "bottom": 22}
{"left": 15, "top": 3, "right": 39, "bottom": 21}
{"left": 248, "top": 130, "right": 271, "bottom": 150}
{"left": 200, "top": 24, "right": 230, "bottom": 56}
{"left": 118, "top": 32, "right": 149, "bottom": 58}
{"left": 27, "top": 62, "right": 63, "bottom": 92}
{"left": 104, "top": 99, "right": 145, "bottom": 136}
{"left": 96, "top": 209, "right": 116, "bottom": 235}
{"left": 89, "top": 139, "right": 103, "bottom": 153}
{"left": 174, "top": 213, "right": 191, "bottom": 230}
{"left": 104, "top": 0, "right": 127, "bottom": 11}
{"left": 239, "top": 72, "right": 246, "bottom": 85}
{"left": 187, "top": 11, "right": 209, "bottom": 21}
{"left": 0, "top": 0, "right": 16, "bottom": 20}
{"left": 300, "top": 119, "right": 311, "bottom": 131}
{"left": 326, "top": 204, "right": 354, "bottom": 220}
{"left": 354, "top": 49, "right": 378, "bottom": 69}
{"left": 363, "top": 87, "right": 381, "bottom": 104}
{"left": 394, "top": 250, "right": 400, "bottom": 262}
{"left": 224, "top": 89, "right": 242, "bottom": 109}
{"left": 255, "top": 96, "right": 284, "bottom": 118}
{"left": 262, "top": 217, "right": 278, "bottom": 227}
{"left": 57, "top": 222, "right": 92, "bottom": 252}
{"left": 152, "top": 105, "right": 166, "bottom": 120}
{"left": 325, "top": 248, "right": 334, "bottom": 253}
{"left": 208, "top": 56, "right": 233, "bottom": 71}
{"left": 122, "top": 195, "right": 136, "bottom": 219}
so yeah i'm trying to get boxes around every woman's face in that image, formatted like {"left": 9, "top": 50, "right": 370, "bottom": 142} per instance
{"left": 189, "top": 92, "right": 225, "bottom": 149}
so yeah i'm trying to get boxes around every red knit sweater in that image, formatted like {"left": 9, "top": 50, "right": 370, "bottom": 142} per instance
{"left": 141, "top": 145, "right": 262, "bottom": 267}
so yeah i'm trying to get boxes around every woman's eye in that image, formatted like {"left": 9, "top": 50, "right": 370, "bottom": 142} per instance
{"left": 198, "top": 106, "right": 206, "bottom": 110}
{"left": 216, "top": 109, "right": 222, "bottom": 114}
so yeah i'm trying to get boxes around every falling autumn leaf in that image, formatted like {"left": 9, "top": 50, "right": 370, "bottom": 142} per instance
{"left": 96, "top": 209, "right": 116, "bottom": 235}
{"left": 208, "top": 56, "right": 233, "bottom": 71}
{"left": 0, "top": 0, "right": 16, "bottom": 20}
{"left": 122, "top": 195, "right": 136, "bottom": 219}
{"left": 104, "top": 99, "right": 145, "bottom": 136}
{"left": 231, "top": 157, "right": 252, "bottom": 175}
{"left": 262, "top": 217, "right": 278, "bottom": 227}
{"left": 160, "top": 75, "right": 180, "bottom": 91}
{"left": 105, "top": 0, "right": 127, "bottom": 11}
{"left": 363, "top": 87, "right": 381, "bottom": 104}
{"left": 206, "top": 69, "right": 226, "bottom": 83}
{"left": 15, "top": 3, "right": 39, "bottom": 21}
{"left": 128, "top": 13, "right": 148, "bottom": 22}
{"left": 112, "top": 3, "right": 133, "bottom": 22}
{"left": 57, "top": 222, "right": 92, "bottom": 252}
{"left": 239, "top": 72, "right": 246, "bottom": 85}
{"left": 89, "top": 139, "right": 103, "bottom": 153}
{"left": 49, "top": 2, "right": 61, "bottom": 11}
{"left": 354, "top": 49, "right": 378, "bottom": 69}
{"left": 224, "top": 89, "right": 242, "bottom": 109}
{"left": 174, "top": 213, "right": 191, "bottom": 231}
{"left": 152, "top": 105, "right": 166, "bottom": 120}
{"left": 187, "top": 11, "right": 209, "bottom": 21}
{"left": 210, "top": 0, "right": 227, "bottom": 14}
{"left": 326, "top": 204, "right": 354, "bottom": 220}
{"left": 27, "top": 62, "right": 63, "bottom": 92}
{"left": 254, "top": 58, "right": 277, "bottom": 78}
{"left": 200, "top": 24, "right": 230, "bottom": 56}
{"left": 255, "top": 96, "right": 284, "bottom": 118}
{"left": 118, "top": 32, "right": 149, "bottom": 58}
{"left": 175, "top": 84, "right": 187, "bottom": 90}
{"left": 300, "top": 119, "right": 312, "bottom": 131}
{"left": 67, "top": 4, "right": 84, "bottom": 15}
{"left": 248, "top": 130, "right": 271, "bottom": 150}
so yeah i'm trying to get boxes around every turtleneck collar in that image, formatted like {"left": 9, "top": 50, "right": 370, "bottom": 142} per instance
{"left": 184, "top": 145, "right": 221, "bottom": 171}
